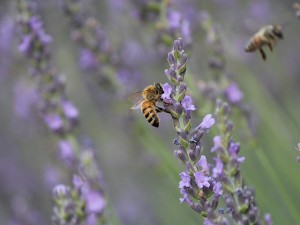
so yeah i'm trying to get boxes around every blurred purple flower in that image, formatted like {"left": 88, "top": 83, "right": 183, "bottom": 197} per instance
{"left": 181, "top": 19, "right": 192, "bottom": 43}
{"left": 264, "top": 213, "right": 273, "bottom": 225}
{"left": 229, "top": 142, "right": 245, "bottom": 163}
{"left": 53, "top": 184, "right": 71, "bottom": 199}
{"left": 211, "top": 135, "right": 222, "bottom": 153}
{"left": 161, "top": 83, "right": 172, "bottom": 102}
{"left": 85, "top": 191, "right": 106, "bottom": 214}
{"left": 181, "top": 95, "right": 196, "bottom": 112}
{"left": 196, "top": 155, "right": 209, "bottom": 172}
{"left": 197, "top": 114, "right": 215, "bottom": 132}
{"left": 213, "top": 182, "right": 223, "bottom": 196}
{"left": 86, "top": 213, "right": 98, "bottom": 225}
{"left": 225, "top": 83, "right": 243, "bottom": 104}
{"left": 18, "top": 35, "right": 32, "bottom": 53}
{"left": 167, "top": 10, "right": 181, "bottom": 29}
{"left": 194, "top": 171, "right": 210, "bottom": 188}
{"left": 79, "top": 49, "right": 98, "bottom": 71}
{"left": 61, "top": 100, "right": 79, "bottom": 120}
{"left": 44, "top": 113, "right": 63, "bottom": 132}
{"left": 44, "top": 166, "right": 61, "bottom": 188}
{"left": 204, "top": 218, "right": 214, "bottom": 225}
{"left": 212, "top": 157, "right": 223, "bottom": 178}
{"left": 179, "top": 171, "right": 190, "bottom": 188}
{"left": 29, "top": 16, "right": 52, "bottom": 45}
{"left": 58, "top": 140, "right": 75, "bottom": 165}
{"left": 73, "top": 174, "right": 85, "bottom": 190}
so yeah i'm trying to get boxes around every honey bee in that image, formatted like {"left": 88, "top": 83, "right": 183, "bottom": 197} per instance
{"left": 244, "top": 25, "right": 283, "bottom": 60}
{"left": 130, "top": 82, "right": 167, "bottom": 127}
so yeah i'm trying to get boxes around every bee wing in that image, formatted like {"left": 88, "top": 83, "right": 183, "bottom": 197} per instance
{"left": 128, "top": 91, "right": 143, "bottom": 110}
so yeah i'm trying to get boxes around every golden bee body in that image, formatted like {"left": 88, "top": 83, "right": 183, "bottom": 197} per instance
{"left": 245, "top": 25, "right": 283, "bottom": 60}
{"left": 130, "top": 83, "right": 165, "bottom": 127}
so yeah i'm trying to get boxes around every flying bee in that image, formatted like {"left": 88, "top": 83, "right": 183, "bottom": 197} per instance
{"left": 130, "top": 82, "right": 169, "bottom": 127}
{"left": 244, "top": 25, "right": 283, "bottom": 60}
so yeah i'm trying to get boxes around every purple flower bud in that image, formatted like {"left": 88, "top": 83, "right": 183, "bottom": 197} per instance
{"left": 61, "top": 100, "right": 79, "bottom": 120}
{"left": 179, "top": 172, "right": 191, "bottom": 188}
{"left": 161, "top": 83, "right": 172, "bottom": 102}
{"left": 181, "top": 95, "right": 196, "bottom": 112}
{"left": 225, "top": 83, "right": 244, "bottom": 104}
{"left": 196, "top": 155, "right": 209, "bottom": 172}
{"left": 194, "top": 171, "right": 210, "bottom": 188}
{"left": 165, "top": 68, "right": 177, "bottom": 82}
{"left": 85, "top": 191, "right": 106, "bottom": 214}
{"left": 167, "top": 52, "right": 176, "bottom": 66}
{"left": 174, "top": 149, "right": 186, "bottom": 162}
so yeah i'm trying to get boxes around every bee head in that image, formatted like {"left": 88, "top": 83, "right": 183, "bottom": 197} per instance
{"left": 154, "top": 82, "right": 164, "bottom": 95}
{"left": 272, "top": 25, "right": 283, "bottom": 39}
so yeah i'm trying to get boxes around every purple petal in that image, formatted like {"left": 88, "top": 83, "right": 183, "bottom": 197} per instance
{"left": 161, "top": 83, "right": 172, "bottom": 101}
{"left": 194, "top": 171, "right": 210, "bottom": 188}
{"left": 181, "top": 95, "right": 196, "bottom": 112}
{"left": 225, "top": 83, "right": 243, "bottom": 104}
{"left": 179, "top": 172, "right": 190, "bottom": 188}
{"left": 85, "top": 191, "right": 106, "bottom": 214}
{"left": 196, "top": 155, "right": 209, "bottom": 172}
{"left": 198, "top": 114, "right": 215, "bottom": 131}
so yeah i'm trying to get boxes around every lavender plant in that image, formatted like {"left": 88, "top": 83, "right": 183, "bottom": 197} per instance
{"left": 16, "top": 1, "right": 115, "bottom": 224}
{"left": 61, "top": 0, "right": 141, "bottom": 93}
{"left": 131, "top": 0, "right": 196, "bottom": 54}
{"left": 161, "top": 37, "right": 272, "bottom": 225}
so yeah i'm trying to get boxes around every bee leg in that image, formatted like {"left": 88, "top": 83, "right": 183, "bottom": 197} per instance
{"left": 259, "top": 48, "right": 267, "bottom": 61}
{"left": 156, "top": 106, "right": 169, "bottom": 114}
{"left": 267, "top": 43, "right": 273, "bottom": 52}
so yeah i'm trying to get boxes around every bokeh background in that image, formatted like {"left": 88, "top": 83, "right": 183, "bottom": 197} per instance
{"left": 1, "top": 0, "right": 300, "bottom": 224}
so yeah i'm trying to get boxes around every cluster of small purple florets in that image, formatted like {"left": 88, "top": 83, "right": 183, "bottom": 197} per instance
{"left": 161, "top": 38, "right": 273, "bottom": 225}
{"left": 17, "top": 1, "right": 108, "bottom": 224}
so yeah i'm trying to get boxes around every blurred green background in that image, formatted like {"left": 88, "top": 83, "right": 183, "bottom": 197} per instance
{"left": 1, "top": 0, "right": 300, "bottom": 224}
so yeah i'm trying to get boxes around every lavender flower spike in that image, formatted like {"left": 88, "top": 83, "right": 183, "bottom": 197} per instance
{"left": 162, "top": 38, "right": 225, "bottom": 222}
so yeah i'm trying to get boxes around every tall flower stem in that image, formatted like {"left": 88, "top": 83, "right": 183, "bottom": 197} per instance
{"left": 16, "top": 1, "right": 118, "bottom": 224}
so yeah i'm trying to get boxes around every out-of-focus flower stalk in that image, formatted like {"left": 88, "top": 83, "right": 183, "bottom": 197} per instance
{"left": 16, "top": 1, "right": 116, "bottom": 224}
{"left": 199, "top": 12, "right": 257, "bottom": 135}
{"left": 61, "top": 0, "right": 118, "bottom": 88}
{"left": 131, "top": 0, "right": 195, "bottom": 53}
{"left": 212, "top": 99, "right": 272, "bottom": 224}
{"left": 61, "top": 0, "right": 142, "bottom": 93}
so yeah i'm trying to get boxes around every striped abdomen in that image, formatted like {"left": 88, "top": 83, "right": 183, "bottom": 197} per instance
{"left": 141, "top": 100, "right": 159, "bottom": 127}
{"left": 245, "top": 36, "right": 262, "bottom": 52}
